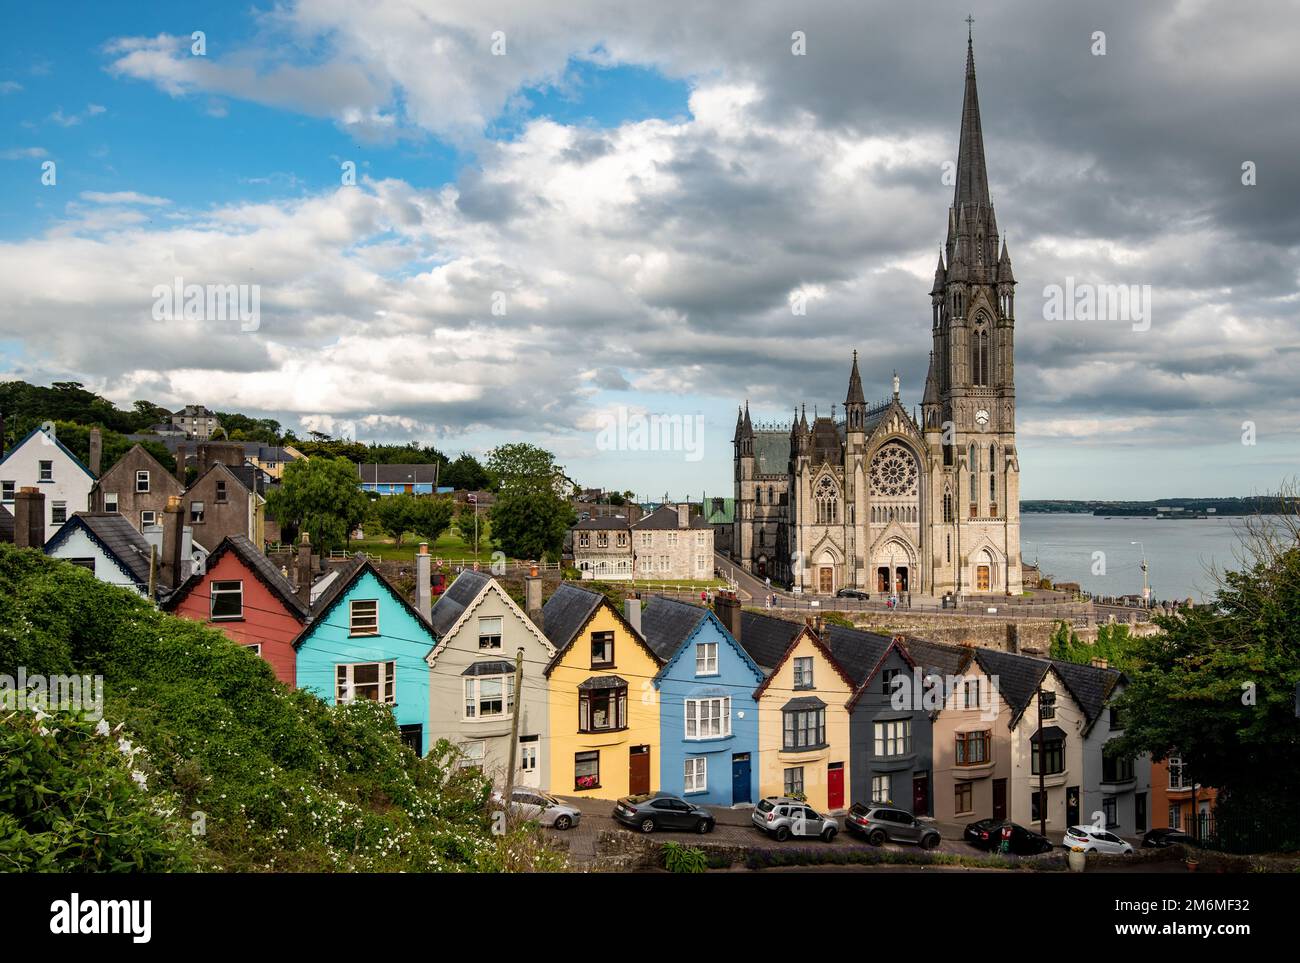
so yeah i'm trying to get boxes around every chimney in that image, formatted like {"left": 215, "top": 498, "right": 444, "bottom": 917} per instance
{"left": 88, "top": 428, "right": 102, "bottom": 477}
{"left": 415, "top": 542, "right": 431, "bottom": 622}
{"left": 677, "top": 502, "right": 690, "bottom": 529}
{"left": 623, "top": 593, "right": 642, "bottom": 636}
{"left": 13, "top": 486, "right": 45, "bottom": 549}
{"left": 175, "top": 443, "right": 187, "bottom": 484}
{"left": 1091, "top": 657, "right": 1109, "bottom": 669}
{"left": 297, "top": 532, "right": 313, "bottom": 607}
{"left": 162, "top": 495, "right": 184, "bottom": 590}
{"left": 524, "top": 563, "right": 543, "bottom": 627}
{"left": 813, "top": 614, "right": 825, "bottom": 638}
{"left": 714, "top": 590, "right": 741, "bottom": 642}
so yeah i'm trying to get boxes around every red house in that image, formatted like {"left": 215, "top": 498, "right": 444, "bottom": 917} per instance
{"left": 163, "top": 534, "right": 309, "bottom": 685}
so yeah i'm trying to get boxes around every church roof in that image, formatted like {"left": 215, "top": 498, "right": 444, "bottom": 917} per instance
{"left": 954, "top": 32, "right": 991, "bottom": 214}
{"left": 753, "top": 431, "right": 791, "bottom": 475}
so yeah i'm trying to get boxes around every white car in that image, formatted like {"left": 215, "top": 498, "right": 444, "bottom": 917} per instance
{"left": 1065, "top": 824, "right": 1133, "bottom": 855}
{"left": 490, "top": 788, "right": 581, "bottom": 830}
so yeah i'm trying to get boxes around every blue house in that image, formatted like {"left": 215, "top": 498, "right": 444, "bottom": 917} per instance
{"left": 641, "top": 596, "right": 765, "bottom": 806}
{"left": 356, "top": 463, "right": 441, "bottom": 496}
{"left": 293, "top": 554, "right": 437, "bottom": 755}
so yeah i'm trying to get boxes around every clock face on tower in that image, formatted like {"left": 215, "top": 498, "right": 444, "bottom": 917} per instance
{"left": 975, "top": 408, "right": 990, "bottom": 428}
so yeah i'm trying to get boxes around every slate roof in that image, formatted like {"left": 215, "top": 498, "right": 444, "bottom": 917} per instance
{"left": 823, "top": 624, "right": 895, "bottom": 687}
{"left": 1050, "top": 659, "right": 1123, "bottom": 729}
{"left": 429, "top": 570, "right": 492, "bottom": 638}
{"left": 163, "top": 534, "right": 307, "bottom": 618}
{"left": 46, "top": 512, "right": 158, "bottom": 590}
{"left": 578, "top": 675, "right": 628, "bottom": 690}
{"left": 631, "top": 504, "right": 709, "bottom": 530}
{"left": 782, "top": 695, "right": 826, "bottom": 712}
{"left": 972, "top": 648, "right": 1051, "bottom": 724}
{"left": 572, "top": 516, "right": 631, "bottom": 531}
{"left": 357, "top": 464, "right": 440, "bottom": 485}
{"left": 640, "top": 596, "right": 709, "bottom": 662}
{"left": 462, "top": 659, "right": 514, "bottom": 677}
{"left": 752, "top": 432, "right": 791, "bottom": 475}
{"left": 904, "top": 637, "right": 973, "bottom": 677}
{"left": 303, "top": 553, "right": 369, "bottom": 623}
{"left": 736, "top": 609, "right": 804, "bottom": 672}
{"left": 541, "top": 582, "right": 605, "bottom": 652}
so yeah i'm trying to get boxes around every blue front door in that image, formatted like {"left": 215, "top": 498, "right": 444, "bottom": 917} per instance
{"left": 732, "top": 753, "right": 752, "bottom": 804}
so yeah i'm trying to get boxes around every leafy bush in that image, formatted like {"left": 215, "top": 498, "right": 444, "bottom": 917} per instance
{"left": 0, "top": 545, "right": 564, "bottom": 872}
{"left": 662, "top": 841, "right": 708, "bottom": 873}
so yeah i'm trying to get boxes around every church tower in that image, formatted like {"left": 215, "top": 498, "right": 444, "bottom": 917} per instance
{"left": 923, "top": 26, "right": 1022, "bottom": 596}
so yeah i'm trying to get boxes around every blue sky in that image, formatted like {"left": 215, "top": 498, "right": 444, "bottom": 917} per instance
{"left": 1, "top": 1, "right": 1297, "bottom": 502}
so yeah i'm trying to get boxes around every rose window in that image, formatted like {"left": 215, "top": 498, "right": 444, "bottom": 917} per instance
{"left": 869, "top": 444, "right": 918, "bottom": 497}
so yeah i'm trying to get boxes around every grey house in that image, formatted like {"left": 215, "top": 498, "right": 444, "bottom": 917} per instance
{"left": 424, "top": 571, "right": 555, "bottom": 788}
{"left": 825, "top": 624, "right": 937, "bottom": 816}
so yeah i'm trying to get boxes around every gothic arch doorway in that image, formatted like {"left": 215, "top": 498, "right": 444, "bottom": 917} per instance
{"left": 871, "top": 537, "right": 915, "bottom": 597}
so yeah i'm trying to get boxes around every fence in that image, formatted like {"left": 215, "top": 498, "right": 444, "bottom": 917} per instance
{"left": 1195, "top": 813, "right": 1300, "bottom": 856}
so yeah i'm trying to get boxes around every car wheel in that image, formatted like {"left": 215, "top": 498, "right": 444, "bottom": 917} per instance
{"left": 1122, "top": 848, "right": 1133, "bottom": 856}
{"left": 553, "top": 815, "right": 572, "bottom": 831}
{"left": 696, "top": 819, "right": 712, "bottom": 834}
{"left": 775, "top": 826, "right": 791, "bottom": 842}
{"left": 868, "top": 829, "right": 886, "bottom": 846}
{"left": 821, "top": 827, "right": 837, "bottom": 843}
{"left": 921, "top": 834, "right": 940, "bottom": 850}
{"left": 639, "top": 818, "right": 655, "bottom": 833}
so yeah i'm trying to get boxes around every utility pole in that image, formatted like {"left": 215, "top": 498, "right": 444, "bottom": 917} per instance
{"left": 502, "top": 647, "right": 525, "bottom": 828}
{"left": 1036, "top": 685, "right": 1047, "bottom": 837}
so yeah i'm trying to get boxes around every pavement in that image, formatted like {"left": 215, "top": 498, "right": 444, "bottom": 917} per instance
{"left": 547, "top": 795, "right": 1068, "bottom": 868}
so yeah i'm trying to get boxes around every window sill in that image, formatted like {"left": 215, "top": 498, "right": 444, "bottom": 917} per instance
{"left": 780, "top": 742, "right": 828, "bottom": 754}
{"left": 349, "top": 631, "right": 380, "bottom": 638}
{"left": 210, "top": 616, "right": 246, "bottom": 623}
{"left": 684, "top": 733, "right": 734, "bottom": 745}
{"left": 590, "top": 663, "right": 616, "bottom": 671}
{"left": 578, "top": 726, "right": 628, "bottom": 735}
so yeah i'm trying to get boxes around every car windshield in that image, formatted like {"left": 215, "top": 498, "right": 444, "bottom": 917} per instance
{"left": 1067, "top": 826, "right": 1090, "bottom": 837}
{"left": 757, "top": 799, "right": 776, "bottom": 814}
{"left": 537, "top": 792, "right": 561, "bottom": 807}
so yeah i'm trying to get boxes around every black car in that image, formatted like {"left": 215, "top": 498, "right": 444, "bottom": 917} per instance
{"left": 1142, "top": 827, "right": 1202, "bottom": 849}
{"left": 963, "top": 818, "right": 1054, "bottom": 855}
{"left": 835, "top": 588, "right": 870, "bottom": 600}
{"left": 613, "top": 793, "right": 715, "bottom": 834}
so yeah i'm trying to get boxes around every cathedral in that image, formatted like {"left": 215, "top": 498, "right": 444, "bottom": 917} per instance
{"left": 732, "top": 33, "right": 1022, "bottom": 598}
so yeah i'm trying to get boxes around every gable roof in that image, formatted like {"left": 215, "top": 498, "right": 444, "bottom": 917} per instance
{"left": 94, "top": 443, "right": 177, "bottom": 489}
{"left": 736, "top": 609, "right": 804, "bottom": 672}
{"left": 162, "top": 534, "right": 308, "bottom": 619}
{"left": 823, "top": 624, "right": 897, "bottom": 687}
{"left": 904, "top": 637, "right": 973, "bottom": 678}
{"left": 0, "top": 426, "right": 97, "bottom": 480}
{"left": 425, "top": 572, "right": 555, "bottom": 666}
{"left": 429, "top": 570, "right": 492, "bottom": 637}
{"left": 751, "top": 619, "right": 857, "bottom": 700}
{"left": 631, "top": 504, "right": 709, "bottom": 530}
{"left": 45, "top": 512, "right": 161, "bottom": 591}
{"left": 1050, "top": 659, "right": 1124, "bottom": 733}
{"left": 541, "top": 582, "right": 662, "bottom": 675}
{"left": 642, "top": 597, "right": 766, "bottom": 687}
{"left": 291, "top": 555, "right": 435, "bottom": 652}
{"left": 357, "top": 463, "right": 440, "bottom": 485}
{"left": 972, "top": 648, "right": 1053, "bottom": 727}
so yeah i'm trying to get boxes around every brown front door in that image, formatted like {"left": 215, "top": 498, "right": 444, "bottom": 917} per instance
{"left": 912, "top": 773, "right": 929, "bottom": 816}
{"left": 819, "top": 566, "right": 833, "bottom": 594}
{"left": 877, "top": 567, "right": 890, "bottom": 593}
{"left": 629, "top": 745, "right": 651, "bottom": 795}
{"left": 895, "top": 567, "right": 909, "bottom": 593}
{"left": 976, "top": 565, "right": 990, "bottom": 591}
{"left": 992, "top": 778, "right": 1007, "bottom": 820}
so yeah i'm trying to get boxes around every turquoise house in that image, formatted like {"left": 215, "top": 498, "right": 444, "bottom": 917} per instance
{"left": 641, "top": 597, "right": 765, "bottom": 806}
{"left": 293, "top": 555, "right": 437, "bottom": 755}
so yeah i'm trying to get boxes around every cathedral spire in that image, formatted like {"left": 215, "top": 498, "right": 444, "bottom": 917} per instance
{"left": 845, "top": 349, "right": 866, "bottom": 405}
{"left": 953, "top": 25, "right": 991, "bottom": 214}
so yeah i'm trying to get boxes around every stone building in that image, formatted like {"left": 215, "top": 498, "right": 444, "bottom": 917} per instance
{"left": 90, "top": 443, "right": 184, "bottom": 532}
{"left": 571, "top": 503, "right": 714, "bottom": 581}
{"left": 732, "top": 35, "right": 1022, "bottom": 599}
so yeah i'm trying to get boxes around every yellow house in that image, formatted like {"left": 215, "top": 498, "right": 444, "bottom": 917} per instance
{"left": 746, "top": 614, "right": 855, "bottom": 812}
{"left": 543, "top": 584, "right": 663, "bottom": 801}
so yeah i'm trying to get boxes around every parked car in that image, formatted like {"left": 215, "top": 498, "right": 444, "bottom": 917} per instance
{"left": 1141, "top": 827, "right": 1203, "bottom": 849}
{"left": 1065, "top": 824, "right": 1133, "bottom": 855}
{"left": 751, "top": 797, "right": 838, "bottom": 842}
{"left": 613, "top": 793, "right": 715, "bottom": 834}
{"left": 845, "top": 804, "right": 941, "bottom": 848}
{"left": 963, "top": 818, "right": 1054, "bottom": 855}
{"left": 489, "top": 788, "right": 581, "bottom": 830}
{"left": 835, "top": 588, "right": 870, "bottom": 600}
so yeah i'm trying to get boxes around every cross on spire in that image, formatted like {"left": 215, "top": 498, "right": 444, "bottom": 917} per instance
{"left": 965, "top": 14, "right": 974, "bottom": 41}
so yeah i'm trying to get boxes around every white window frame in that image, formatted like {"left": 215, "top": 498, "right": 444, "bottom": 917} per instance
{"left": 51, "top": 500, "right": 67, "bottom": 525}
{"left": 135, "top": 470, "right": 150, "bottom": 493}
{"left": 874, "top": 718, "right": 912, "bottom": 757}
{"left": 189, "top": 500, "right": 205, "bottom": 523}
{"left": 463, "top": 674, "right": 515, "bottom": 720}
{"left": 695, "top": 642, "right": 718, "bottom": 676}
{"left": 243, "top": 643, "right": 262, "bottom": 656}
{"left": 871, "top": 774, "right": 890, "bottom": 803}
{"left": 349, "top": 599, "right": 379, "bottom": 636}
{"left": 477, "top": 616, "right": 503, "bottom": 650}
{"left": 519, "top": 738, "right": 538, "bottom": 773}
{"left": 0, "top": 481, "right": 13, "bottom": 503}
{"left": 335, "top": 661, "right": 395, "bottom": 704}
{"left": 684, "top": 757, "right": 707, "bottom": 794}
{"left": 103, "top": 491, "right": 119, "bottom": 513}
{"left": 792, "top": 656, "right": 814, "bottom": 688}
{"left": 684, "top": 696, "right": 730, "bottom": 739}
{"left": 209, "top": 580, "right": 244, "bottom": 621}
{"left": 141, "top": 510, "right": 156, "bottom": 527}
{"left": 458, "top": 740, "right": 486, "bottom": 770}
{"left": 38, "top": 460, "right": 53, "bottom": 482}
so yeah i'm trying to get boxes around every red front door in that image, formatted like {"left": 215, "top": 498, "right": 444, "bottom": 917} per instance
{"left": 629, "top": 746, "right": 651, "bottom": 795}
{"left": 827, "top": 763, "right": 844, "bottom": 810}
{"left": 912, "top": 773, "right": 929, "bottom": 816}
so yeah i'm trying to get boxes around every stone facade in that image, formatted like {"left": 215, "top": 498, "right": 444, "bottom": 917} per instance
{"left": 90, "top": 444, "right": 184, "bottom": 532}
{"left": 572, "top": 504, "right": 714, "bottom": 581}
{"left": 731, "top": 36, "right": 1021, "bottom": 600}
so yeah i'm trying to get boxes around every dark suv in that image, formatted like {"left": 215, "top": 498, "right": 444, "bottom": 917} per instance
{"left": 613, "top": 793, "right": 715, "bottom": 834}
{"left": 845, "top": 804, "right": 941, "bottom": 848}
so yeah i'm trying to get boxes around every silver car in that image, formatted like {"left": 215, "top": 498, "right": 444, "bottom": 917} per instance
{"left": 751, "top": 796, "right": 838, "bottom": 842}
{"left": 491, "top": 788, "right": 582, "bottom": 830}
{"left": 848, "top": 805, "right": 941, "bottom": 848}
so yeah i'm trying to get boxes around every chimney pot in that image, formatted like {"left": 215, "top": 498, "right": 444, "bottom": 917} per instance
{"left": 297, "top": 531, "right": 313, "bottom": 606}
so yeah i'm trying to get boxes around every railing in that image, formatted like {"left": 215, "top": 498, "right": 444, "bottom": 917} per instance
{"left": 1194, "top": 813, "right": 1300, "bottom": 855}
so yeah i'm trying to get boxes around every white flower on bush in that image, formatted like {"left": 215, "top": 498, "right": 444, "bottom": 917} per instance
{"left": 131, "top": 770, "right": 148, "bottom": 789}
{"left": 95, "top": 718, "right": 110, "bottom": 737}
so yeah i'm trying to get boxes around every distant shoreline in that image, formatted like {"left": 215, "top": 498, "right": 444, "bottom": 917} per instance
{"left": 1022, "top": 498, "right": 1288, "bottom": 517}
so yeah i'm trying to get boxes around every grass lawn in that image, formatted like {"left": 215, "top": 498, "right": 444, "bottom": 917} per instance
{"left": 348, "top": 529, "right": 494, "bottom": 563}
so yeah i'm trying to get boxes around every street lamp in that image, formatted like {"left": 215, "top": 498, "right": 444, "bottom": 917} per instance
{"left": 1130, "top": 541, "right": 1149, "bottom": 607}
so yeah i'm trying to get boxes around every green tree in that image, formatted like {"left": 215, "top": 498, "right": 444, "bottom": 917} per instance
{"left": 453, "top": 504, "right": 479, "bottom": 544}
{"left": 411, "top": 496, "right": 454, "bottom": 544}
{"left": 1112, "top": 507, "right": 1300, "bottom": 830}
{"left": 264, "top": 456, "right": 369, "bottom": 551}
{"left": 489, "top": 487, "right": 574, "bottom": 561}
{"left": 373, "top": 494, "right": 421, "bottom": 546}
{"left": 486, "top": 442, "right": 566, "bottom": 493}
{"left": 443, "top": 452, "right": 490, "bottom": 491}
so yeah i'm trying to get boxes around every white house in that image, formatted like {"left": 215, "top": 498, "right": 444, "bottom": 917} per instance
{"left": 44, "top": 512, "right": 165, "bottom": 598}
{"left": 0, "top": 426, "right": 96, "bottom": 536}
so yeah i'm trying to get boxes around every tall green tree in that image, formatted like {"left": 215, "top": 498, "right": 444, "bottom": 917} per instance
{"left": 1112, "top": 508, "right": 1300, "bottom": 828}
{"left": 443, "top": 452, "right": 490, "bottom": 491}
{"left": 484, "top": 444, "right": 575, "bottom": 560}
{"left": 264, "top": 456, "right": 370, "bottom": 551}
